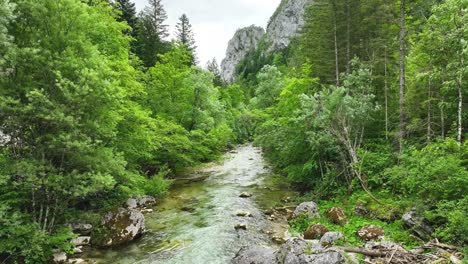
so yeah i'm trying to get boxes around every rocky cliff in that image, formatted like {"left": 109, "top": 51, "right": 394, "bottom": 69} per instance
{"left": 220, "top": 26, "right": 265, "bottom": 83}
{"left": 266, "top": 0, "right": 313, "bottom": 52}
{"left": 220, "top": 0, "right": 313, "bottom": 83}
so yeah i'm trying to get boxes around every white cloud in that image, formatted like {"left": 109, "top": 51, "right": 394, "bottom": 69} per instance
{"left": 133, "top": 0, "right": 281, "bottom": 66}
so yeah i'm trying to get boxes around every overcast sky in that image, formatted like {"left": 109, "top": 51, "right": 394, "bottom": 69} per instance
{"left": 133, "top": 0, "right": 281, "bottom": 67}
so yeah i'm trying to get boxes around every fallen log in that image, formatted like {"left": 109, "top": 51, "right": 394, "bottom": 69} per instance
{"left": 336, "top": 247, "right": 388, "bottom": 257}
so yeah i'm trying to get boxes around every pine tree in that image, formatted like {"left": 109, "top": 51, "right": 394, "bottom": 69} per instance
{"left": 175, "top": 14, "right": 198, "bottom": 65}
{"left": 135, "top": 0, "right": 170, "bottom": 67}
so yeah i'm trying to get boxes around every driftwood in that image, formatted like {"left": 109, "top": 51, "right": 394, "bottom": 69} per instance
{"left": 335, "top": 240, "right": 464, "bottom": 264}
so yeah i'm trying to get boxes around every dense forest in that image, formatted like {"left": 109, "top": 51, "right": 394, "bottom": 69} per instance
{"left": 0, "top": 0, "right": 466, "bottom": 263}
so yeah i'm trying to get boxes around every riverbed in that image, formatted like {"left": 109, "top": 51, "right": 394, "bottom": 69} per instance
{"left": 83, "top": 144, "right": 297, "bottom": 264}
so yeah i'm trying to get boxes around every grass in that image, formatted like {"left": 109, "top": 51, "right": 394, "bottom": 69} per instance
{"left": 288, "top": 191, "right": 421, "bottom": 248}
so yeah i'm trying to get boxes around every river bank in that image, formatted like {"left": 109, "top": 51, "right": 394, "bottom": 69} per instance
{"left": 81, "top": 144, "right": 298, "bottom": 263}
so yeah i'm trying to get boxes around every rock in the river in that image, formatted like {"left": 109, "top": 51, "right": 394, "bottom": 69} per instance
{"left": 71, "top": 236, "right": 91, "bottom": 246}
{"left": 93, "top": 208, "right": 145, "bottom": 247}
{"left": 402, "top": 210, "right": 433, "bottom": 240}
{"left": 125, "top": 196, "right": 156, "bottom": 209}
{"left": 69, "top": 223, "right": 93, "bottom": 235}
{"left": 137, "top": 195, "right": 156, "bottom": 207}
{"left": 239, "top": 192, "right": 253, "bottom": 198}
{"left": 67, "top": 259, "right": 86, "bottom": 264}
{"left": 275, "top": 238, "right": 344, "bottom": 264}
{"left": 320, "top": 232, "right": 344, "bottom": 246}
{"left": 221, "top": 26, "right": 265, "bottom": 83}
{"left": 53, "top": 251, "right": 67, "bottom": 263}
{"left": 325, "top": 207, "right": 347, "bottom": 225}
{"left": 304, "top": 223, "right": 328, "bottom": 239}
{"left": 357, "top": 225, "right": 384, "bottom": 241}
{"left": 232, "top": 246, "right": 276, "bottom": 264}
{"left": 236, "top": 211, "right": 253, "bottom": 217}
{"left": 292, "top": 201, "right": 320, "bottom": 219}
{"left": 235, "top": 223, "right": 248, "bottom": 230}
{"left": 266, "top": 0, "right": 314, "bottom": 52}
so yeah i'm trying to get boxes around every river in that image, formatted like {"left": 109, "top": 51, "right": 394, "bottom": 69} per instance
{"left": 83, "top": 144, "right": 297, "bottom": 264}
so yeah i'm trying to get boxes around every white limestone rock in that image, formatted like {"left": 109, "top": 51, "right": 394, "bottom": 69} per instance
{"left": 266, "top": 0, "right": 314, "bottom": 52}
{"left": 220, "top": 25, "right": 265, "bottom": 83}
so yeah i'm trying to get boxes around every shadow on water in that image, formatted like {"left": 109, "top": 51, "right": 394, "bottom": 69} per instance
{"left": 83, "top": 144, "right": 297, "bottom": 264}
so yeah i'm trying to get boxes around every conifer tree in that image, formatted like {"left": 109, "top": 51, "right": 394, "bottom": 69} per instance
{"left": 206, "top": 58, "right": 223, "bottom": 86}
{"left": 135, "top": 0, "right": 170, "bottom": 67}
{"left": 114, "top": 0, "right": 138, "bottom": 34}
{"left": 175, "top": 14, "right": 198, "bottom": 65}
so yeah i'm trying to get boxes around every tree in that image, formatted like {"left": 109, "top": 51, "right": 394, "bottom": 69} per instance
{"left": 175, "top": 14, "right": 198, "bottom": 65}
{"left": 134, "top": 0, "right": 170, "bottom": 67}
{"left": 300, "top": 59, "right": 378, "bottom": 195}
{"left": 206, "top": 58, "right": 223, "bottom": 87}
{"left": 113, "top": 0, "right": 138, "bottom": 35}
{"left": 398, "top": 0, "right": 407, "bottom": 151}
{"left": 253, "top": 65, "right": 285, "bottom": 109}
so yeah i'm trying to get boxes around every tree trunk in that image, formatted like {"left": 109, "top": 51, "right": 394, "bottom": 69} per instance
{"left": 399, "top": 0, "right": 406, "bottom": 152}
{"left": 457, "top": 57, "right": 464, "bottom": 143}
{"left": 333, "top": 4, "right": 340, "bottom": 87}
{"left": 441, "top": 100, "right": 445, "bottom": 140}
{"left": 346, "top": 0, "right": 351, "bottom": 73}
{"left": 427, "top": 77, "right": 432, "bottom": 143}
{"left": 384, "top": 46, "right": 389, "bottom": 140}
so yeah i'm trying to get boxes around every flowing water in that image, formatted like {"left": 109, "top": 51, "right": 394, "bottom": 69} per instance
{"left": 83, "top": 144, "right": 297, "bottom": 264}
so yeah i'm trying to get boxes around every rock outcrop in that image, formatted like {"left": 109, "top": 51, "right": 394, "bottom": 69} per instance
{"left": 232, "top": 246, "right": 276, "bottom": 264}
{"left": 402, "top": 210, "right": 433, "bottom": 240}
{"left": 266, "top": 0, "right": 314, "bottom": 52}
{"left": 220, "top": 26, "right": 265, "bottom": 83}
{"left": 220, "top": 0, "right": 315, "bottom": 83}
{"left": 233, "top": 238, "right": 346, "bottom": 264}
{"left": 93, "top": 208, "right": 145, "bottom": 247}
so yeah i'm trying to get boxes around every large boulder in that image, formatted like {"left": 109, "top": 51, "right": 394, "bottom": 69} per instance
{"left": 292, "top": 202, "right": 320, "bottom": 219}
{"left": 93, "top": 208, "right": 145, "bottom": 247}
{"left": 402, "top": 210, "right": 433, "bottom": 240}
{"left": 357, "top": 225, "right": 384, "bottom": 241}
{"left": 232, "top": 246, "right": 276, "bottom": 264}
{"left": 275, "top": 238, "right": 344, "bottom": 264}
{"left": 304, "top": 223, "right": 328, "bottom": 240}
{"left": 325, "top": 207, "right": 347, "bottom": 225}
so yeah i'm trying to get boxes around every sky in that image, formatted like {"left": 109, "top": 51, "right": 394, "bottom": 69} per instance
{"left": 133, "top": 0, "right": 281, "bottom": 67}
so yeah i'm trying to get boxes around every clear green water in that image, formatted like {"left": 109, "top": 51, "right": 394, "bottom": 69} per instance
{"left": 83, "top": 145, "right": 297, "bottom": 264}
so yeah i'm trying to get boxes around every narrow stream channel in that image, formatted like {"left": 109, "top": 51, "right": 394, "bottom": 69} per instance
{"left": 83, "top": 144, "right": 297, "bottom": 264}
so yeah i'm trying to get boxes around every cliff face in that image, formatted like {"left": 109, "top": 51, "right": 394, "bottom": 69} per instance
{"left": 220, "top": 0, "right": 313, "bottom": 83}
{"left": 266, "top": 0, "right": 313, "bottom": 52}
{"left": 220, "top": 26, "right": 265, "bottom": 83}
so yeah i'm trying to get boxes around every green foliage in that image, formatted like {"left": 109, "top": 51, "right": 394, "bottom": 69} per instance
{"left": 0, "top": 0, "right": 235, "bottom": 261}
{"left": 289, "top": 196, "right": 418, "bottom": 247}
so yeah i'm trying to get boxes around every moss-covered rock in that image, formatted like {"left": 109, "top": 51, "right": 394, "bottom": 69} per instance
{"left": 92, "top": 208, "right": 145, "bottom": 247}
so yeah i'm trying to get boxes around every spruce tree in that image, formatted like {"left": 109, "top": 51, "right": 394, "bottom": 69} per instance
{"left": 176, "top": 14, "right": 198, "bottom": 65}
{"left": 114, "top": 0, "right": 138, "bottom": 34}
{"left": 135, "top": 0, "right": 170, "bottom": 67}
